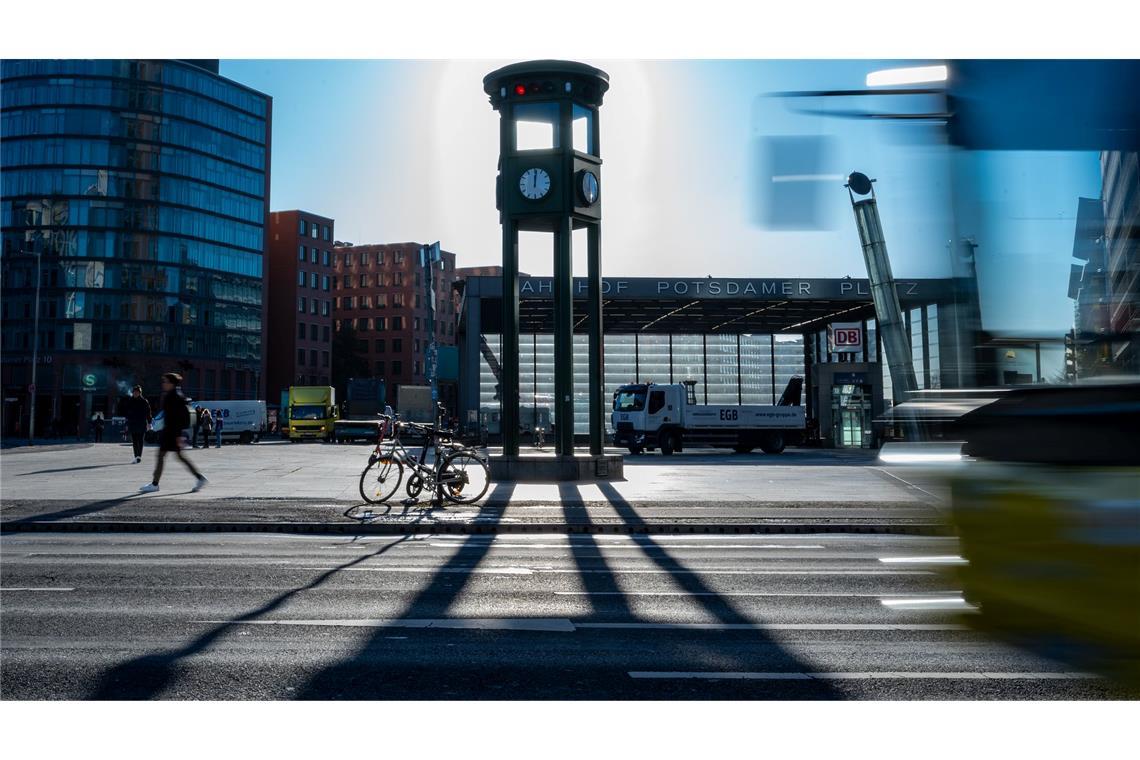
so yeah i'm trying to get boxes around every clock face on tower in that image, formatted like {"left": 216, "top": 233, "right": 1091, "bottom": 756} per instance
{"left": 518, "top": 167, "right": 552, "bottom": 200}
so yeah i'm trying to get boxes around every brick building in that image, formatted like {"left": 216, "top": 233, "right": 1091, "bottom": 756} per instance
{"left": 265, "top": 210, "right": 336, "bottom": 404}
{"left": 332, "top": 242, "right": 459, "bottom": 407}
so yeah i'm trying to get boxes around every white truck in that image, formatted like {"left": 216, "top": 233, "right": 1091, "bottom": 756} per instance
{"left": 611, "top": 378, "right": 806, "bottom": 455}
{"left": 191, "top": 400, "right": 268, "bottom": 444}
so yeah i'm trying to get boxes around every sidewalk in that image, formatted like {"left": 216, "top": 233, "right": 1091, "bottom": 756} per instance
{"left": 0, "top": 439, "right": 950, "bottom": 535}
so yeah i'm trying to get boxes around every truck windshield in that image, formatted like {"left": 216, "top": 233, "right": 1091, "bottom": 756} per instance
{"left": 614, "top": 390, "right": 646, "bottom": 412}
{"left": 291, "top": 405, "right": 326, "bottom": 420}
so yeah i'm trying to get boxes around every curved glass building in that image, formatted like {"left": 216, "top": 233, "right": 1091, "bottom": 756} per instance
{"left": 1, "top": 60, "right": 271, "bottom": 438}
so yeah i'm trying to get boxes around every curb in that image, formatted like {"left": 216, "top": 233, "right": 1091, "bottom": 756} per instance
{"left": 0, "top": 520, "right": 953, "bottom": 536}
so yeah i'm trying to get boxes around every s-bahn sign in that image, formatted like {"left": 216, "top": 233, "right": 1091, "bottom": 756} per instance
{"left": 512, "top": 277, "right": 943, "bottom": 301}
{"left": 828, "top": 322, "right": 864, "bottom": 353}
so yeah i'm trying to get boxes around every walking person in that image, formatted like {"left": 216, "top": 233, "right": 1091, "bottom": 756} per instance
{"left": 91, "top": 411, "right": 105, "bottom": 443}
{"left": 199, "top": 407, "right": 214, "bottom": 449}
{"left": 123, "top": 385, "right": 153, "bottom": 464}
{"left": 139, "top": 373, "right": 206, "bottom": 493}
{"left": 214, "top": 409, "right": 224, "bottom": 448}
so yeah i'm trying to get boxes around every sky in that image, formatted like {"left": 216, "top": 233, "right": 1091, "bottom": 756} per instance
{"left": 220, "top": 59, "right": 1100, "bottom": 337}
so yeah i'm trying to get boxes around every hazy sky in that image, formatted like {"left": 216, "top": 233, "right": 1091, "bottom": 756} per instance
{"left": 220, "top": 59, "right": 1098, "bottom": 336}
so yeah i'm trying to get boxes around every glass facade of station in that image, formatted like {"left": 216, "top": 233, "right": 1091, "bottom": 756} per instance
{"left": 1, "top": 59, "right": 271, "bottom": 437}
{"left": 479, "top": 332, "right": 807, "bottom": 434}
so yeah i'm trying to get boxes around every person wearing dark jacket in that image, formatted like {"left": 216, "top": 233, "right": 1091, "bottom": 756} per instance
{"left": 123, "top": 385, "right": 153, "bottom": 464}
{"left": 139, "top": 373, "right": 206, "bottom": 493}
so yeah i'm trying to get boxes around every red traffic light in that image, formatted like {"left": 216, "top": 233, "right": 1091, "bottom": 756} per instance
{"left": 513, "top": 84, "right": 527, "bottom": 96}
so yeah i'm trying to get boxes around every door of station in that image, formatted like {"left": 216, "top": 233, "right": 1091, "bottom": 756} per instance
{"left": 831, "top": 383, "right": 873, "bottom": 448}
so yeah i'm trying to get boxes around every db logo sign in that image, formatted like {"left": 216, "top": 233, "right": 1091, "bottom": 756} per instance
{"left": 828, "top": 323, "right": 863, "bottom": 353}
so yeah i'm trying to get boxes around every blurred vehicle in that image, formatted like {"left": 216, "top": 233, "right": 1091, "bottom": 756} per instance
{"left": 896, "top": 380, "right": 1140, "bottom": 684}
{"left": 188, "top": 400, "right": 267, "bottom": 445}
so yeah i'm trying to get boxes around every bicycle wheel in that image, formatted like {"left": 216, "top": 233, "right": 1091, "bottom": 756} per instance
{"left": 440, "top": 450, "right": 490, "bottom": 504}
{"left": 359, "top": 455, "right": 403, "bottom": 504}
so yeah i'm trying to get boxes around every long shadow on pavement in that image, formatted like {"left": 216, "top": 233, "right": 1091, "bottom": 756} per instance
{"left": 559, "top": 483, "right": 635, "bottom": 620}
{"left": 295, "top": 481, "right": 517, "bottom": 699}
{"left": 596, "top": 480, "right": 841, "bottom": 698}
{"left": 87, "top": 534, "right": 414, "bottom": 699}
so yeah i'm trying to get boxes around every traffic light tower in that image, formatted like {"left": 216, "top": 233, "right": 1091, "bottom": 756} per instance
{"left": 483, "top": 60, "right": 621, "bottom": 480}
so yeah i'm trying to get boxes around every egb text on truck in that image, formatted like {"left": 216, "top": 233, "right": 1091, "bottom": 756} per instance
{"left": 611, "top": 378, "right": 805, "bottom": 455}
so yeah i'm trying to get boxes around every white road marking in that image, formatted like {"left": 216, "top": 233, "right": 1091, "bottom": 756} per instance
{"left": 879, "top": 556, "right": 967, "bottom": 565}
{"left": 428, "top": 543, "right": 829, "bottom": 550}
{"left": 0, "top": 587, "right": 76, "bottom": 592}
{"left": 628, "top": 671, "right": 1098, "bottom": 681}
{"left": 881, "top": 596, "right": 977, "bottom": 611}
{"left": 195, "top": 618, "right": 576, "bottom": 632}
{"left": 194, "top": 618, "right": 966, "bottom": 633}
{"left": 580, "top": 623, "right": 967, "bottom": 631}
{"left": 299, "top": 566, "right": 934, "bottom": 576}
{"left": 555, "top": 591, "right": 962, "bottom": 598}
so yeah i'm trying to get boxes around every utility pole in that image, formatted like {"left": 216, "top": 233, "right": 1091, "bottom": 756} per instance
{"left": 420, "top": 241, "right": 442, "bottom": 420}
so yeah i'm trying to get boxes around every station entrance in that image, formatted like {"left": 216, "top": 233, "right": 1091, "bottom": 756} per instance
{"left": 456, "top": 275, "right": 963, "bottom": 448}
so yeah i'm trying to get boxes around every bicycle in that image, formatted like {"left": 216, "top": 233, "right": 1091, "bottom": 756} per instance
{"left": 359, "top": 414, "right": 490, "bottom": 506}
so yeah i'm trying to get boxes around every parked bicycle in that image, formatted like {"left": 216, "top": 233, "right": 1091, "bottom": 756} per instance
{"left": 359, "top": 412, "right": 490, "bottom": 506}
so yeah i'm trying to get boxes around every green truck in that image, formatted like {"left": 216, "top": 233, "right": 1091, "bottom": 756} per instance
{"left": 284, "top": 385, "right": 337, "bottom": 442}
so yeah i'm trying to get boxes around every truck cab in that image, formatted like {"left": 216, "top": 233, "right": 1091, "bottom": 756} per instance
{"left": 286, "top": 385, "right": 337, "bottom": 442}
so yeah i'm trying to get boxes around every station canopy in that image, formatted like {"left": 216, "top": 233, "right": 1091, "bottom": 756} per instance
{"left": 464, "top": 276, "right": 954, "bottom": 335}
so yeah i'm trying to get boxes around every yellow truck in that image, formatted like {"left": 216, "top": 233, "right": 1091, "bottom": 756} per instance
{"left": 285, "top": 386, "right": 337, "bottom": 442}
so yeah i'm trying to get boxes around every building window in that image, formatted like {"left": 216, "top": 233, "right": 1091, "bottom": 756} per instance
{"left": 375, "top": 360, "right": 385, "bottom": 376}
{"left": 323, "top": 325, "right": 330, "bottom": 341}
{"left": 344, "top": 296, "right": 354, "bottom": 310}
{"left": 322, "top": 351, "right": 330, "bottom": 367}
{"left": 360, "top": 252, "right": 368, "bottom": 266}
{"left": 414, "top": 338, "right": 421, "bottom": 353}
{"left": 415, "top": 294, "right": 422, "bottom": 309}
{"left": 310, "top": 349, "right": 318, "bottom": 365}
{"left": 322, "top": 275, "right": 330, "bottom": 291}
{"left": 323, "top": 225, "right": 331, "bottom": 242}
{"left": 359, "top": 274, "right": 368, "bottom": 288}
{"left": 416, "top": 272, "right": 422, "bottom": 287}
{"left": 310, "top": 225, "right": 318, "bottom": 239}
{"left": 395, "top": 251, "right": 405, "bottom": 264}
{"left": 393, "top": 338, "right": 403, "bottom": 353}
{"left": 375, "top": 339, "right": 386, "bottom": 353}
{"left": 392, "top": 316, "right": 404, "bottom": 330}
{"left": 322, "top": 250, "right": 330, "bottom": 267}
{"left": 298, "top": 322, "right": 306, "bottom": 340}
{"left": 298, "top": 270, "right": 306, "bottom": 287}
{"left": 310, "top": 249, "right": 318, "bottom": 264}
{"left": 376, "top": 251, "right": 384, "bottom": 265}
{"left": 361, "top": 295, "right": 372, "bottom": 309}
{"left": 375, "top": 317, "right": 386, "bottom": 331}
{"left": 310, "top": 299, "right": 318, "bottom": 315}
{"left": 376, "top": 293, "right": 387, "bottom": 308}
{"left": 392, "top": 360, "right": 402, "bottom": 376}
{"left": 297, "top": 348, "right": 306, "bottom": 366}
{"left": 321, "top": 300, "right": 329, "bottom": 317}
{"left": 393, "top": 293, "right": 405, "bottom": 307}
{"left": 298, "top": 245, "right": 306, "bottom": 262}
{"left": 414, "top": 317, "right": 421, "bottom": 331}
{"left": 310, "top": 272, "right": 318, "bottom": 289}
{"left": 415, "top": 360, "right": 422, "bottom": 375}
{"left": 298, "top": 296, "right": 306, "bottom": 313}
{"left": 310, "top": 324, "right": 318, "bottom": 341}
{"left": 299, "top": 219, "right": 307, "bottom": 236}
{"left": 394, "top": 272, "right": 404, "bottom": 286}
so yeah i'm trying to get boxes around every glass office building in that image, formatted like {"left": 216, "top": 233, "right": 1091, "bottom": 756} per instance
{"left": 1, "top": 60, "right": 271, "bottom": 437}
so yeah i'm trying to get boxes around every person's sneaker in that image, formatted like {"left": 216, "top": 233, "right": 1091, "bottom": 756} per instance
{"left": 192, "top": 476, "right": 209, "bottom": 493}
{"left": 133, "top": 457, "right": 141, "bottom": 464}
{"left": 138, "top": 483, "right": 160, "bottom": 493}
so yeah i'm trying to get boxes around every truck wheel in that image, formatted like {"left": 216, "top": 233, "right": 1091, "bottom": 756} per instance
{"left": 659, "top": 430, "right": 677, "bottom": 456}
{"left": 759, "top": 432, "right": 786, "bottom": 454}
{"left": 239, "top": 432, "right": 253, "bottom": 445}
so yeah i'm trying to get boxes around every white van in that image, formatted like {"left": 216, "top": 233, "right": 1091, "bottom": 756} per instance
{"left": 192, "top": 400, "right": 267, "bottom": 444}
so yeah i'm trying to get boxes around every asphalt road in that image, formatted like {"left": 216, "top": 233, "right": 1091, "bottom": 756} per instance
{"left": 2, "top": 532, "right": 1131, "bottom": 700}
